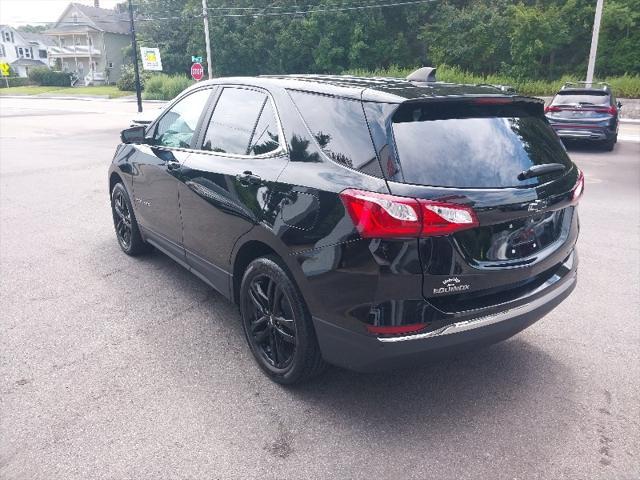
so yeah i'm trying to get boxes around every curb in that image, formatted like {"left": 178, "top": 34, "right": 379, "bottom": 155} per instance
{"left": 620, "top": 118, "right": 640, "bottom": 124}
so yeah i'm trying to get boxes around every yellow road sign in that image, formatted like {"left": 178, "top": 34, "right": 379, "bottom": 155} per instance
{"left": 0, "top": 63, "right": 10, "bottom": 76}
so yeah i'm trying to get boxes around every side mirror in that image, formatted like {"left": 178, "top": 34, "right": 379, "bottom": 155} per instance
{"left": 120, "top": 125, "right": 147, "bottom": 144}
{"left": 617, "top": 101, "right": 622, "bottom": 109}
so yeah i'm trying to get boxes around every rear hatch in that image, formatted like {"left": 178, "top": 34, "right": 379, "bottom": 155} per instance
{"left": 374, "top": 98, "right": 581, "bottom": 312}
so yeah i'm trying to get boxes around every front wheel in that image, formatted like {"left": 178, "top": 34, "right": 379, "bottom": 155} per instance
{"left": 239, "top": 256, "right": 326, "bottom": 384}
{"left": 111, "top": 183, "right": 152, "bottom": 256}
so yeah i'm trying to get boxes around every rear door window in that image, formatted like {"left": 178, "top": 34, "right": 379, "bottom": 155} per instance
{"left": 203, "top": 88, "right": 272, "bottom": 155}
{"left": 248, "top": 100, "right": 280, "bottom": 155}
{"left": 391, "top": 102, "right": 571, "bottom": 188}
{"left": 288, "top": 90, "right": 382, "bottom": 177}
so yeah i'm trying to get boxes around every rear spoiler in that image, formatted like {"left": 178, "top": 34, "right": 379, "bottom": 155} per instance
{"left": 393, "top": 96, "right": 545, "bottom": 122}
{"left": 400, "top": 95, "right": 543, "bottom": 106}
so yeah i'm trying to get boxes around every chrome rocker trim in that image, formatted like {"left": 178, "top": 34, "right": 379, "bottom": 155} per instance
{"left": 377, "top": 274, "right": 576, "bottom": 343}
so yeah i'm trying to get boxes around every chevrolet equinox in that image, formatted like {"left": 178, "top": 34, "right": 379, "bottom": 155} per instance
{"left": 109, "top": 69, "right": 582, "bottom": 384}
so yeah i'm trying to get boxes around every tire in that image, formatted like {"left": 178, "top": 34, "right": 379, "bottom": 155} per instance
{"left": 603, "top": 138, "right": 615, "bottom": 151}
{"left": 239, "top": 255, "right": 327, "bottom": 384}
{"left": 110, "top": 182, "right": 152, "bottom": 256}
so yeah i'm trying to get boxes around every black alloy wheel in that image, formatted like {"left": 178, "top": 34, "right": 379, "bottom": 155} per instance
{"left": 246, "top": 273, "right": 297, "bottom": 369}
{"left": 240, "top": 256, "right": 326, "bottom": 384}
{"left": 113, "top": 189, "right": 133, "bottom": 250}
{"left": 110, "top": 183, "right": 152, "bottom": 256}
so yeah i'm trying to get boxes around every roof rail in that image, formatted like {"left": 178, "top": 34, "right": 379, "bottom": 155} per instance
{"left": 406, "top": 67, "right": 436, "bottom": 83}
{"left": 561, "top": 81, "right": 611, "bottom": 90}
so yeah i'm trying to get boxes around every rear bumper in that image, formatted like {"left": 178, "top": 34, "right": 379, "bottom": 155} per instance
{"left": 550, "top": 124, "right": 616, "bottom": 142}
{"left": 313, "top": 260, "right": 577, "bottom": 372}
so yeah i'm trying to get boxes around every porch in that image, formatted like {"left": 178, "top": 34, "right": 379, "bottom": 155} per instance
{"left": 45, "top": 26, "right": 105, "bottom": 85}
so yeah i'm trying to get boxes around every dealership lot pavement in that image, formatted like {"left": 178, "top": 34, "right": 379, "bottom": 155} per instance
{"left": 1, "top": 97, "right": 639, "bottom": 480}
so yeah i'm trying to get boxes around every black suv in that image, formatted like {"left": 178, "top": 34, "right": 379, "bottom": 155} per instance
{"left": 110, "top": 70, "right": 582, "bottom": 384}
{"left": 545, "top": 82, "right": 621, "bottom": 150}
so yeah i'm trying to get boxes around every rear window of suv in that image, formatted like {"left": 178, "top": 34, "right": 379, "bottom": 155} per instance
{"left": 552, "top": 90, "right": 610, "bottom": 107}
{"left": 390, "top": 101, "right": 572, "bottom": 188}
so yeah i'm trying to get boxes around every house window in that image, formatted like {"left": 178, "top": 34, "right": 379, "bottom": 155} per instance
{"left": 16, "top": 47, "right": 24, "bottom": 58}
{"left": 3, "top": 31, "right": 11, "bottom": 43}
{"left": 72, "top": 13, "right": 78, "bottom": 23}
{"left": 0, "top": 44, "right": 5, "bottom": 57}
{"left": 39, "top": 49, "right": 47, "bottom": 59}
{"left": 108, "top": 61, "right": 114, "bottom": 68}
{"left": 24, "top": 48, "right": 31, "bottom": 59}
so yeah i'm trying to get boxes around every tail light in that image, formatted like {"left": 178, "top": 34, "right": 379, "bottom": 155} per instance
{"left": 339, "top": 189, "right": 479, "bottom": 239}
{"left": 590, "top": 106, "right": 618, "bottom": 114}
{"left": 545, "top": 105, "right": 561, "bottom": 113}
{"left": 571, "top": 170, "right": 584, "bottom": 203}
{"left": 367, "top": 323, "right": 427, "bottom": 336}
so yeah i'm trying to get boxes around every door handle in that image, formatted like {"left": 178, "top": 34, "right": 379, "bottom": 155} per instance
{"left": 236, "top": 171, "right": 262, "bottom": 185}
{"left": 166, "top": 160, "right": 181, "bottom": 171}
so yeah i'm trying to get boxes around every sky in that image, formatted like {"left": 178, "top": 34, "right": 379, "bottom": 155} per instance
{"left": 0, "top": 0, "right": 122, "bottom": 26}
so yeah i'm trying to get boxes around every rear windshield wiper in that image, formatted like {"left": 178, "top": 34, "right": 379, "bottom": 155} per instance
{"left": 518, "top": 163, "right": 566, "bottom": 181}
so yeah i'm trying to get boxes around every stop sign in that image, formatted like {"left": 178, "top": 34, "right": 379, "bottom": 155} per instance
{"left": 191, "top": 62, "right": 204, "bottom": 81}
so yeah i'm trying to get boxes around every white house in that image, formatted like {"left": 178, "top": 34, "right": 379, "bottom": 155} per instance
{"left": 45, "top": 2, "right": 131, "bottom": 85}
{"left": 0, "top": 25, "right": 52, "bottom": 77}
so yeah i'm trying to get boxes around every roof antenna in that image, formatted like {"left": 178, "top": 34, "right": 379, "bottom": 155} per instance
{"left": 406, "top": 67, "right": 437, "bottom": 83}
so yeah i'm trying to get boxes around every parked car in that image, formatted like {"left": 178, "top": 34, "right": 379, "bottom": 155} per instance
{"left": 109, "top": 69, "right": 582, "bottom": 384}
{"left": 545, "top": 82, "right": 621, "bottom": 151}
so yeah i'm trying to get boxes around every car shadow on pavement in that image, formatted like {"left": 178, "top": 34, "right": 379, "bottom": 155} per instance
{"left": 289, "top": 337, "right": 572, "bottom": 431}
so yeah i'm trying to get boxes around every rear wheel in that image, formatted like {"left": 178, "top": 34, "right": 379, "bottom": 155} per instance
{"left": 111, "top": 183, "right": 152, "bottom": 256}
{"left": 239, "top": 256, "right": 326, "bottom": 384}
{"left": 603, "top": 137, "right": 615, "bottom": 151}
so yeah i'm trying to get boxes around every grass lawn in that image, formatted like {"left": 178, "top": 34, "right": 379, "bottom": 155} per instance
{"left": 0, "top": 85, "right": 134, "bottom": 98}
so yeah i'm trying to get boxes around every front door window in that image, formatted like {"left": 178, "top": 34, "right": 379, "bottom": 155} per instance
{"left": 153, "top": 89, "right": 212, "bottom": 149}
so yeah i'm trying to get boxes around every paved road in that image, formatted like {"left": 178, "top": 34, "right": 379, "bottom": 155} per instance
{"left": 1, "top": 97, "right": 639, "bottom": 480}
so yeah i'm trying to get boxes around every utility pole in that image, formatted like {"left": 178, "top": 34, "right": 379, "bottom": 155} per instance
{"left": 202, "top": 0, "right": 213, "bottom": 79}
{"left": 128, "top": 0, "right": 143, "bottom": 113}
{"left": 586, "top": 0, "right": 604, "bottom": 86}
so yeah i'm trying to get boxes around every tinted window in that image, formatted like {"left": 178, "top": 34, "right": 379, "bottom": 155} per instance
{"left": 552, "top": 90, "right": 610, "bottom": 106}
{"left": 203, "top": 88, "right": 268, "bottom": 155}
{"left": 154, "top": 89, "right": 211, "bottom": 148}
{"left": 248, "top": 99, "right": 280, "bottom": 155}
{"left": 391, "top": 102, "right": 572, "bottom": 188}
{"left": 288, "top": 91, "right": 381, "bottom": 176}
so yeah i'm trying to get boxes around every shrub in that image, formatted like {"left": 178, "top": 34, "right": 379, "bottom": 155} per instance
{"left": 143, "top": 74, "right": 194, "bottom": 100}
{"left": 116, "top": 63, "right": 145, "bottom": 91}
{"left": 28, "top": 67, "right": 72, "bottom": 86}
{"left": 0, "top": 77, "right": 32, "bottom": 88}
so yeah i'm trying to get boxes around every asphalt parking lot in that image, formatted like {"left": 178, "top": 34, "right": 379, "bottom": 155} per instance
{"left": 1, "top": 97, "right": 639, "bottom": 480}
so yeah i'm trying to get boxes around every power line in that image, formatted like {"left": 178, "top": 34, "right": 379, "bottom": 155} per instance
{"left": 205, "top": 0, "right": 418, "bottom": 10}
{"left": 17, "top": 0, "right": 434, "bottom": 25}
{"left": 207, "top": 0, "right": 434, "bottom": 17}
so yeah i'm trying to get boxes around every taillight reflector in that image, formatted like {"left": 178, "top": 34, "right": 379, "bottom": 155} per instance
{"left": 545, "top": 105, "right": 561, "bottom": 113}
{"left": 367, "top": 323, "right": 427, "bottom": 336}
{"left": 340, "top": 189, "right": 479, "bottom": 239}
